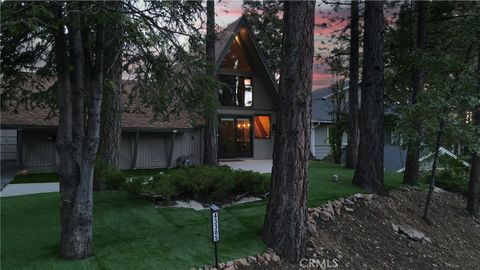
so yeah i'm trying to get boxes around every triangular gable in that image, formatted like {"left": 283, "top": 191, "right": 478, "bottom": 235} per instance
{"left": 214, "top": 16, "right": 279, "bottom": 101}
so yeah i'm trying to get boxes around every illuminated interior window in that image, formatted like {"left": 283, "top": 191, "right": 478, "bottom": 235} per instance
{"left": 221, "top": 35, "right": 252, "bottom": 72}
{"left": 254, "top": 115, "right": 271, "bottom": 139}
{"left": 219, "top": 75, "right": 253, "bottom": 107}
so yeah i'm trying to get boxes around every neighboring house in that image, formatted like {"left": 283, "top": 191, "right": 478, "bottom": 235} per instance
{"left": 311, "top": 84, "right": 407, "bottom": 171}
{"left": 0, "top": 16, "right": 278, "bottom": 172}
{"left": 396, "top": 147, "right": 470, "bottom": 173}
{"left": 311, "top": 85, "right": 471, "bottom": 172}
{"left": 311, "top": 86, "right": 347, "bottom": 160}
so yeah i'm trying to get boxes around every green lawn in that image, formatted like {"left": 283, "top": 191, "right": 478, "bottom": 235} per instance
{"left": 10, "top": 172, "right": 60, "bottom": 184}
{"left": 1, "top": 161, "right": 404, "bottom": 270}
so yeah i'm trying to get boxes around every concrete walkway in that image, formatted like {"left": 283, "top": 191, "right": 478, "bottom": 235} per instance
{"left": 0, "top": 183, "right": 59, "bottom": 197}
{"left": 220, "top": 159, "right": 272, "bottom": 174}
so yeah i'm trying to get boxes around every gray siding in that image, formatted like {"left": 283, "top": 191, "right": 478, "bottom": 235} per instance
{"left": 21, "top": 129, "right": 203, "bottom": 172}
{"left": 313, "top": 124, "right": 329, "bottom": 159}
{"left": 120, "top": 133, "right": 135, "bottom": 170}
{"left": 172, "top": 129, "right": 203, "bottom": 166}
{"left": 1, "top": 129, "right": 17, "bottom": 160}
{"left": 121, "top": 129, "right": 203, "bottom": 170}
{"left": 23, "top": 130, "right": 58, "bottom": 172}
{"left": 136, "top": 132, "right": 170, "bottom": 168}
{"left": 312, "top": 123, "right": 347, "bottom": 159}
{"left": 252, "top": 76, "right": 274, "bottom": 110}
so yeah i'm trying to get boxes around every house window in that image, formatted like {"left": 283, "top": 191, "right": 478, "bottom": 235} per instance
{"left": 221, "top": 35, "right": 252, "bottom": 72}
{"left": 254, "top": 115, "right": 271, "bottom": 139}
{"left": 219, "top": 75, "right": 253, "bottom": 107}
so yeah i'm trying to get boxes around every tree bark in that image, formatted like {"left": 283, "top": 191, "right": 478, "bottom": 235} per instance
{"left": 203, "top": 0, "right": 218, "bottom": 166}
{"left": 423, "top": 121, "right": 444, "bottom": 223}
{"left": 346, "top": 0, "right": 360, "bottom": 169}
{"left": 403, "top": 1, "right": 427, "bottom": 185}
{"left": 98, "top": 1, "right": 123, "bottom": 169}
{"left": 55, "top": 3, "right": 104, "bottom": 259}
{"left": 352, "top": 1, "right": 387, "bottom": 195}
{"left": 467, "top": 147, "right": 480, "bottom": 218}
{"left": 467, "top": 46, "right": 480, "bottom": 217}
{"left": 263, "top": 1, "right": 315, "bottom": 263}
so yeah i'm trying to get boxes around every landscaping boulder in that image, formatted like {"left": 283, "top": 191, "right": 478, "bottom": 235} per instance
{"left": 393, "top": 224, "right": 431, "bottom": 243}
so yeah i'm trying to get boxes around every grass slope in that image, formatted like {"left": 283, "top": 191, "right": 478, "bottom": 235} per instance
{"left": 1, "top": 161, "right": 404, "bottom": 269}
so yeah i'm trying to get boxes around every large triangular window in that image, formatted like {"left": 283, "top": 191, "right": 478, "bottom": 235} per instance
{"left": 221, "top": 36, "right": 252, "bottom": 72}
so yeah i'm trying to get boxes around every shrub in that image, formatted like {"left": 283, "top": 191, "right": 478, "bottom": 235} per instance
{"left": 421, "top": 156, "right": 470, "bottom": 194}
{"left": 122, "top": 166, "right": 270, "bottom": 203}
{"left": 425, "top": 171, "right": 469, "bottom": 194}
{"left": 94, "top": 162, "right": 127, "bottom": 190}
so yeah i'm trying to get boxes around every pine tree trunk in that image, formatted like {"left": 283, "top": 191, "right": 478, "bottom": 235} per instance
{"left": 403, "top": 1, "right": 427, "bottom": 185}
{"left": 346, "top": 0, "right": 360, "bottom": 169}
{"left": 203, "top": 0, "right": 218, "bottom": 166}
{"left": 352, "top": 1, "right": 387, "bottom": 195}
{"left": 55, "top": 4, "right": 104, "bottom": 259}
{"left": 467, "top": 47, "right": 480, "bottom": 217}
{"left": 98, "top": 1, "right": 123, "bottom": 171}
{"left": 263, "top": 1, "right": 315, "bottom": 263}
{"left": 55, "top": 8, "right": 92, "bottom": 258}
{"left": 467, "top": 150, "right": 480, "bottom": 218}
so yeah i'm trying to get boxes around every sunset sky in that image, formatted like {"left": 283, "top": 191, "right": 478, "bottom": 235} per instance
{"left": 215, "top": 0, "right": 351, "bottom": 90}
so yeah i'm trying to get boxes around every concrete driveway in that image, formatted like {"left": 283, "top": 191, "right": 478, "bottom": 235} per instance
{"left": 220, "top": 159, "right": 272, "bottom": 174}
{"left": 1, "top": 160, "right": 17, "bottom": 190}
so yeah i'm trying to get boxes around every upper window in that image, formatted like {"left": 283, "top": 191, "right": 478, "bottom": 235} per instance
{"left": 219, "top": 75, "right": 253, "bottom": 107}
{"left": 221, "top": 36, "right": 252, "bottom": 72}
{"left": 254, "top": 115, "right": 271, "bottom": 139}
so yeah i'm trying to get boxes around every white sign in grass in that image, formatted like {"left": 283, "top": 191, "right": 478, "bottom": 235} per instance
{"left": 212, "top": 212, "right": 219, "bottom": 242}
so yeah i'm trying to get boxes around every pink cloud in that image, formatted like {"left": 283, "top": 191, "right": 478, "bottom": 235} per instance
{"left": 312, "top": 72, "right": 334, "bottom": 89}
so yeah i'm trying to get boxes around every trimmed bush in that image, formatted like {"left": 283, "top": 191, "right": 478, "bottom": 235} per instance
{"left": 94, "top": 162, "right": 127, "bottom": 190}
{"left": 123, "top": 166, "right": 270, "bottom": 204}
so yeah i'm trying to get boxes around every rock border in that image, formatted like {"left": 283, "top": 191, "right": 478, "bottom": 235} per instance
{"left": 307, "top": 193, "right": 378, "bottom": 234}
{"left": 192, "top": 193, "right": 379, "bottom": 270}
{"left": 194, "top": 248, "right": 280, "bottom": 270}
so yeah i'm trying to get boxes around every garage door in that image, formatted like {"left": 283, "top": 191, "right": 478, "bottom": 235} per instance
{"left": 1, "top": 129, "right": 17, "bottom": 160}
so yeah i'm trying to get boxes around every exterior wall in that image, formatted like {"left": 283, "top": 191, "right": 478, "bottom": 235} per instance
{"left": 22, "top": 130, "right": 58, "bottom": 172}
{"left": 120, "top": 132, "right": 135, "bottom": 169}
{"left": 21, "top": 129, "right": 203, "bottom": 172}
{"left": 1, "top": 129, "right": 17, "bottom": 160}
{"left": 312, "top": 123, "right": 347, "bottom": 160}
{"left": 313, "top": 124, "right": 329, "bottom": 159}
{"left": 120, "top": 129, "right": 203, "bottom": 170}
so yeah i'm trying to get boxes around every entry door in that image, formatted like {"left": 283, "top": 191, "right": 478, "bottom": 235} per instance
{"left": 218, "top": 116, "right": 252, "bottom": 158}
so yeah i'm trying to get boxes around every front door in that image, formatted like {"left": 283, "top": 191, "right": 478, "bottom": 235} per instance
{"left": 218, "top": 116, "right": 252, "bottom": 158}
